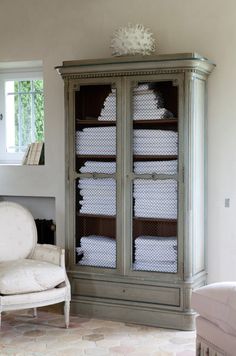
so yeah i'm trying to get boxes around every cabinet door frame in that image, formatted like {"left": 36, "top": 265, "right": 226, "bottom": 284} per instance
{"left": 66, "top": 76, "right": 123, "bottom": 275}
{"left": 123, "top": 73, "right": 185, "bottom": 282}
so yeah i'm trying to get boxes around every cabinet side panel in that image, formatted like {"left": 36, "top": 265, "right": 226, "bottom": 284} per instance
{"left": 191, "top": 78, "right": 206, "bottom": 275}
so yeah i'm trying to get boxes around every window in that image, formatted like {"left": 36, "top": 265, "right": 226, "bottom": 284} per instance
{"left": 0, "top": 62, "right": 44, "bottom": 164}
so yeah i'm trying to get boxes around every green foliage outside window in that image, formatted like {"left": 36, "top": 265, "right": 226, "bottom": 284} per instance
{"left": 14, "top": 80, "right": 44, "bottom": 152}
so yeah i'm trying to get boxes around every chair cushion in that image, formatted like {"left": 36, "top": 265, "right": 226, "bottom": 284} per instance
{"left": 0, "top": 202, "right": 37, "bottom": 262}
{"left": 192, "top": 282, "right": 236, "bottom": 336}
{"left": 0, "top": 259, "right": 65, "bottom": 295}
{"left": 196, "top": 316, "right": 236, "bottom": 355}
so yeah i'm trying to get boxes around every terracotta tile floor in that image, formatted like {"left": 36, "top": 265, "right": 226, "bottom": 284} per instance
{"left": 0, "top": 308, "right": 196, "bottom": 356}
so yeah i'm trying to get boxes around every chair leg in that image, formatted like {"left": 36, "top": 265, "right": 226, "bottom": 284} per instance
{"left": 32, "top": 308, "right": 37, "bottom": 318}
{"left": 64, "top": 301, "right": 70, "bottom": 329}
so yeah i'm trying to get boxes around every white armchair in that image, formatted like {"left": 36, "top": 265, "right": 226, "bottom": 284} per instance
{"left": 0, "top": 201, "right": 71, "bottom": 328}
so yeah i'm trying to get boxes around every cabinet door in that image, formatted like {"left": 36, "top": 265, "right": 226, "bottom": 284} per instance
{"left": 68, "top": 78, "right": 122, "bottom": 272}
{"left": 124, "top": 76, "right": 184, "bottom": 279}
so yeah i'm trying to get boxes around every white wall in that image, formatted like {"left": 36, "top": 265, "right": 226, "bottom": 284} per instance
{"left": 0, "top": 0, "right": 235, "bottom": 282}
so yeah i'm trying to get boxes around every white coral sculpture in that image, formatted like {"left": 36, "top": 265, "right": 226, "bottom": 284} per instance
{"left": 110, "top": 24, "right": 156, "bottom": 56}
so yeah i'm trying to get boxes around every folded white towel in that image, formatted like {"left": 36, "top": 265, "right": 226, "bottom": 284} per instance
{"left": 79, "top": 259, "right": 116, "bottom": 268}
{"left": 76, "top": 138, "right": 115, "bottom": 143}
{"left": 77, "top": 149, "right": 116, "bottom": 155}
{"left": 135, "top": 246, "right": 176, "bottom": 252}
{"left": 80, "top": 166, "right": 116, "bottom": 173}
{"left": 134, "top": 160, "right": 177, "bottom": 167}
{"left": 79, "top": 182, "right": 116, "bottom": 188}
{"left": 135, "top": 197, "right": 177, "bottom": 204}
{"left": 135, "top": 236, "right": 177, "bottom": 242}
{"left": 80, "top": 192, "right": 115, "bottom": 200}
{"left": 135, "top": 256, "right": 177, "bottom": 263}
{"left": 79, "top": 161, "right": 116, "bottom": 174}
{"left": 133, "top": 102, "right": 158, "bottom": 111}
{"left": 135, "top": 202, "right": 177, "bottom": 212}
{"left": 83, "top": 162, "right": 116, "bottom": 168}
{"left": 133, "top": 261, "right": 177, "bottom": 272}
{"left": 80, "top": 235, "right": 116, "bottom": 243}
{"left": 79, "top": 246, "right": 116, "bottom": 253}
{"left": 134, "top": 160, "right": 177, "bottom": 175}
{"left": 135, "top": 250, "right": 176, "bottom": 257}
{"left": 84, "top": 161, "right": 116, "bottom": 167}
{"left": 79, "top": 252, "right": 116, "bottom": 261}
{"left": 77, "top": 235, "right": 117, "bottom": 266}
{"left": 133, "top": 108, "right": 174, "bottom": 121}
{"left": 133, "top": 92, "right": 157, "bottom": 99}
{"left": 80, "top": 207, "right": 116, "bottom": 215}
{"left": 134, "top": 179, "right": 177, "bottom": 190}
{"left": 80, "top": 196, "right": 115, "bottom": 202}
{"left": 77, "top": 151, "right": 116, "bottom": 155}
{"left": 134, "top": 210, "right": 177, "bottom": 219}
{"left": 76, "top": 134, "right": 116, "bottom": 140}
{"left": 134, "top": 178, "right": 176, "bottom": 186}
{"left": 79, "top": 200, "right": 116, "bottom": 207}
{"left": 80, "top": 203, "right": 116, "bottom": 208}
{"left": 80, "top": 237, "right": 116, "bottom": 247}
{"left": 133, "top": 148, "right": 177, "bottom": 156}
{"left": 82, "top": 127, "right": 116, "bottom": 133}
{"left": 133, "top": 193, "right": 177, "bottom": 200}
{"left": 79, "top": 258, "right": 116, "bottom": 267}
{"left": 133, "top": 129, "right": 177, "bottom": 139}
{"left": 79, "top": 178, "right": 116, "bottom": 186}
{"left": 77, "top": 130, "right": 115, "bottom": 136}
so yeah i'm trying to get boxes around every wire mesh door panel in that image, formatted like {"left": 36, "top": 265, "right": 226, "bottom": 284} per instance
{"left": 76, "top": 178, "right": 117, "bottom": 269}
{"left": 75, "top": 84, "right": 117, "bottom": 174}
{"left": 74, "top": 82, "right": 118, "bottom": 269}
{"left": 131, "top": 80, "right": 178, "bottom": 273}
{"left": 132, "top": 179, "right": 178, "bottom": 273}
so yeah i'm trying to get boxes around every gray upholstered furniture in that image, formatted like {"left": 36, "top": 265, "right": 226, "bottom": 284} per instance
{"left": 0, "top": 201, "right": 71, "bottom": 328}
{"left": 192, "top": 282, "right": 236, "bottom": 355}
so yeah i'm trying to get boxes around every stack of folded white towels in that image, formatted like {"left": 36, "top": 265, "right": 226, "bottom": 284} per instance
{"left": 76, "top": 127, "right": 177, "bottom": 157}
{"left": 133, "top": 179, "right": 177, "bottom": 219}
{"left": 133, "top": 236, "right": 177, "bottom": 272}
{"left": 98, "top": 89, "right": 116, "bottom": 121}
{"left": 76, "top": 235, "right": 116, "bottom": 268}
{"left": 133, "top": 84, "right": 174, "bottom": 120}
{"left": 79, "top": 160, "right": 177, "bottom": 175}
{"left": 76, "top": 127, "right": 116, "bottom": 155}
{"left": 133, "top": 129, "right": 178, "bottom": 156}
{"left": 134, "top": 160, "right": 177, "bottom": 175}
{"left": 79, "top": 161, "right": 116, "bottom": 174}
{"left": 78, "top": 178, "right": 116, "bottom": 216}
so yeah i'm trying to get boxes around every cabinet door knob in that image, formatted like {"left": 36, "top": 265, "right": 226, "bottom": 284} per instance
{"left": 0, "top": 113, "right": 3, "bottom": 120}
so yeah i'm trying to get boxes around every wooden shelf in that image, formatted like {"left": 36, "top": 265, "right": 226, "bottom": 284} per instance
{"left": 76, "top": 119, "right": 177, "bottom": 126}
{"left": 133, "top": 217, "right": 177, "bottom": 223}
{"left": 77, "top": 155, "right": 116, "bottom": 159}
{"left": 133, "top": 155, "right": 178, "bottom": 161}
{"left": 77, "top": 213, "right": 116, "bottom": 219}
{"left": 133, "top": 119, "right": 178, "bottom": 125}
{"left": 77, "top": 119, "right": 116, "bottom": 126}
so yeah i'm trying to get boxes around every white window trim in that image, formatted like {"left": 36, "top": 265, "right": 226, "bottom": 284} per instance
{"left": 0, "top": 61, "right": 43, "bottom": 164}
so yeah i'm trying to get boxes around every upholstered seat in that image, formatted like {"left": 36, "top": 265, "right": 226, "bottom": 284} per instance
{"left": 192, "top": 282, "right": 236, "bottom": 355}
{"left": 0, "top": 201, "right": 71, "bottom": 328}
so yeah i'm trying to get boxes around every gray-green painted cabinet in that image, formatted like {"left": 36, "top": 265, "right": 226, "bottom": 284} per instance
{"left": 56, "top": 53, "right": 215, "bottom": 330}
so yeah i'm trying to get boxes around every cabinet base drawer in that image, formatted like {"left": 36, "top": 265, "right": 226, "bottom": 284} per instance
{"left": 71, "top": 298, "right": 195, "bottom": 331}
{"left": 72, "top": 278, "right": 180, "bottom": 307}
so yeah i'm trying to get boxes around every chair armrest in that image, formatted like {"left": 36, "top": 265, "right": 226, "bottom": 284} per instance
{"left": 31, "top": 244, "right": 65, "bottom": 268}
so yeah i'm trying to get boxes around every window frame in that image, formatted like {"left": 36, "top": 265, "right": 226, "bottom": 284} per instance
{"left": 0, "top": 66, "right": 43, "bottom": 164}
